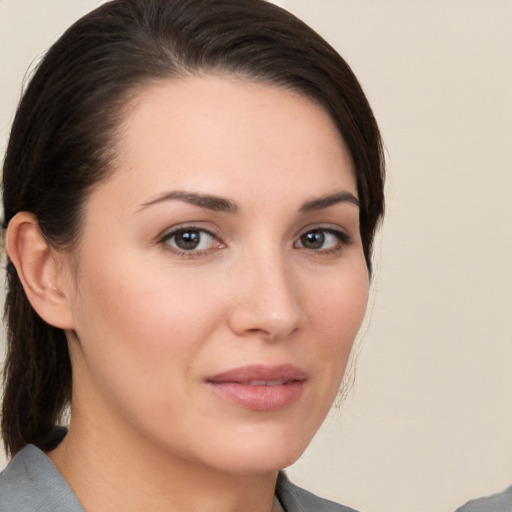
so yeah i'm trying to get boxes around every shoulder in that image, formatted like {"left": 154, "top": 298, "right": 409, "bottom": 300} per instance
{"left": 455, "top": 486, "right": 512, "bottom": 512}
{"left": 0, "top": 445, "right": 84, "bottom": 512}
{"left": 276, "top": 472, "right": 360, "bottom": 512}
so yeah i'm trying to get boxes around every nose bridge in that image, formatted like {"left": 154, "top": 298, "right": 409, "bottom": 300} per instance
{"left": 228, "top": 243, "right": 304, "bottom": 340}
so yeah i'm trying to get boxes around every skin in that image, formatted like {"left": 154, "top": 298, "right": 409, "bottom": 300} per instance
{"left": 33, "top": 75, "right": 368, "bottom": 511}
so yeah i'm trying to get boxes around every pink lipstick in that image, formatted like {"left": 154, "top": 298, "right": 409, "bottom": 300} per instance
{"left": 206, "top": 364, "right": 307, "bottom": 411}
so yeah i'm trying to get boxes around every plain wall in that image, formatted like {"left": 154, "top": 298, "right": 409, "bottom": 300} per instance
{"left": 1, "top": 2, "right": 511, "bottom": 512}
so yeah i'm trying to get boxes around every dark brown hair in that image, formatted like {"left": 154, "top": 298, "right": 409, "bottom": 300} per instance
{"left": 1, "top": 0, "right": 384, "bottom": 456}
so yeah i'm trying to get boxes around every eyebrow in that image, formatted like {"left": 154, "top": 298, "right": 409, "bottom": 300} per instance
{"left": 138, "top": 189, "right": 359, "bottom": 214}
{"left": 299, "top": 190, "right": 360, "bottom": 212}
{"left": 138, "top": 191, "right": 238, "bottom": 213}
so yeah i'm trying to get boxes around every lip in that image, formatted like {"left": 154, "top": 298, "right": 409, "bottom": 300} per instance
{"left": 206, "top": 364, "right": 307, "bottom": 411}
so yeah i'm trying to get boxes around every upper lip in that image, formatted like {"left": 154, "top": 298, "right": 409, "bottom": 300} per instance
{"left": 207, "top": 364, "right": 308, "bottom": 384}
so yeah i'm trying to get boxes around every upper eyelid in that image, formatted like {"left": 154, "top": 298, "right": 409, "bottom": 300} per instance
{"left": 156, "top": 222, "right": 353, "bottom": 246}
{"left": 158, "top": 226, "right": 225, "bottom": 257}
{"left": 295, "top": 226, "right": 353, "bottom": 250}
{"left": 298, "top": 227, "right": 351, "bottom": 243}
{"left": 158, "top": 223, "right": 222, "bottom": 242}
{"left": 295, "top": 223, "right": 351, "bottom": 239}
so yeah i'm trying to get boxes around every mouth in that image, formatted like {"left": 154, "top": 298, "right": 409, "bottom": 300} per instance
{"left": 206, "top": 364, "right": 307, "bottom": 411}
{"left": 242, "top": 379, "right": 293, "bottom": 386}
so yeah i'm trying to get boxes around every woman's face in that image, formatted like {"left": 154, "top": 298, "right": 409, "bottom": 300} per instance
{"left": 63, "top": 75, "right": 369, "bottom": 474}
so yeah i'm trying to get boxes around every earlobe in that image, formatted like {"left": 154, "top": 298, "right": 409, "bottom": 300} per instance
{"left": 5, "top": 212, "right": 75, "bottom": 330}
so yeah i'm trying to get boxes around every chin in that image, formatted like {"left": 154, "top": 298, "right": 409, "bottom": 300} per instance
{"left": 194, "top": 424, "right": 314, "bottom": 476}
{"left": 212, "top": 449, "right": 305, "bottom": 476}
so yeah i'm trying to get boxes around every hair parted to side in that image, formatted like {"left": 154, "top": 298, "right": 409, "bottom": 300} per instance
{"left": 1, "top": 0, "right": 385, "bottom": 457}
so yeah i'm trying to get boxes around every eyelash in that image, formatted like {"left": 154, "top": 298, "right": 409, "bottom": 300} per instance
{"left": 158, "top": 225, "right": 352, "bottom": 258}
{"left": 159, "top": 225, "right": 224, "bottom": 258}
{"left": 294, "top": 227, "right": 352, "bottom": 255}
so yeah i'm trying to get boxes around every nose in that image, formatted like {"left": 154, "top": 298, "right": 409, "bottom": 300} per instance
{"left": 227, "top": 251, "right": 305, "bottom": 341}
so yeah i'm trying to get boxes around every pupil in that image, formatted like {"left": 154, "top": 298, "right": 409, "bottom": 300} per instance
{"left": 302, "top": 231, "right": 324, "bottom": 249}
{"left": 176, "top": 230, "right": 200, "bottom": 250}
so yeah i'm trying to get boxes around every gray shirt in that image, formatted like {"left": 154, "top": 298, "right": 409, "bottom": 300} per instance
{"left": 455, "top": 487, "right": 512, "bottom": 512}
{"left": 0, "top": 444, "right": 358, "bottom": 512}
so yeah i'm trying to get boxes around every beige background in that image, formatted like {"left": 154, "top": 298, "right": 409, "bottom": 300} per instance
{"left": 1, "top": 2, "right": 511, "bottom": 512}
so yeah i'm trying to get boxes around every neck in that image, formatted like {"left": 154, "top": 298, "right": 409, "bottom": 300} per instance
{"left": 49, "top": 405, "right": 278, "bottom": 512}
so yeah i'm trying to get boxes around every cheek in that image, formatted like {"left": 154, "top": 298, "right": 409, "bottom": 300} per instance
{"left": 312, "top": 266, "right": 369, "bottom": 341}
{"left": 305, "top": 263, "right": 369, "bottom": 382}
{"left": 69, "top": 254, "right": 225, "bottom": 408}
{"left": 74, "top": 249, "right": 221, "bottom": 340}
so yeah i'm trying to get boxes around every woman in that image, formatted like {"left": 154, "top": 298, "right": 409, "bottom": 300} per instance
{"left": 0, "top": 0, "right": 384, "bottom": 511}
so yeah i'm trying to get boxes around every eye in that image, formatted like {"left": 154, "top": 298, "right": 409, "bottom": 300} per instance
{"left": 295, "top": 228, "right": 350, "bottom": 252}
{"left": 161, "top": 227, "right": 223, "bottom": 254}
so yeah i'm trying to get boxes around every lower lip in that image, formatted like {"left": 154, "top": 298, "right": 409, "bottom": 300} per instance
{"left": 207, "top": 380, "right": 305, "bottom": 411}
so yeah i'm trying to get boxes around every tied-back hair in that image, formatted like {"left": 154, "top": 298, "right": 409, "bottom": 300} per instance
{"left": 1, "top": 0, "right": 385, "bottom": 456}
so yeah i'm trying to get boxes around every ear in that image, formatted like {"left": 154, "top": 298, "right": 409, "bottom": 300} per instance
{"left": 6, "top": 212, "right": 75, "bottom": 330}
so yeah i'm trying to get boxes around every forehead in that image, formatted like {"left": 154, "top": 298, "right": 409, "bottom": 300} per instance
{"left": 101, "top": 75, "right": 356, "bottom": 209}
